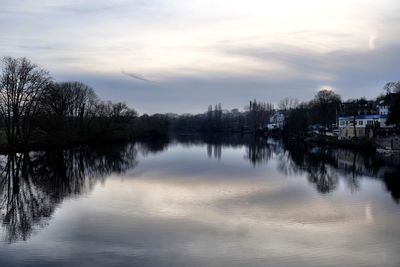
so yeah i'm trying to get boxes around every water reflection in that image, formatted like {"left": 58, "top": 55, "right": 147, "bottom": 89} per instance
{"left": 137, "top": 136, "right": 170, "bottom": 156}
{"left": 0, "top": 135, "right": 399, "bottom": 245}
{"left": 172, "top": 134, "right": 400, "bottom": 199}
{"left": 0, "top": 143, "right": 137, "bottom": 243}
{"left": 282, "top": 141, "right": 400, "bottom": 199}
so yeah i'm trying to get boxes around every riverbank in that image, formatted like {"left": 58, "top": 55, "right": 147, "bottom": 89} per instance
{"left": 304, "top": 135, "right": 376, "bottom": 151}
{"left": 0, "top": 132, "right": 168, "bottom": 154}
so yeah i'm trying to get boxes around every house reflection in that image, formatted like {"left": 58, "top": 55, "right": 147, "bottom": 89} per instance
{"left": 173, "top": 134, "right": 400, "bottom": 201}
{"left": 282, "top": 140, "right": 400, "bottom": 200}
{"left": 0, "top": 136, "right": 399, "bottom": 244}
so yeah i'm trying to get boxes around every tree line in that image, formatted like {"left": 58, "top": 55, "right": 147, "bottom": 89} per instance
{"left": 168, "top": 99, "right": 274, "bottom": 134}
{"left": 169, "top": 83, "right": 400, "bottom": 137}
{"left": 1, "top": 56, "right": 399, "bottom": 149}
{"left": 0, "top": 57, "right": 168, "bottom": 149}
{"left": 169, "top": 90, "right": 341, "bottom": 135}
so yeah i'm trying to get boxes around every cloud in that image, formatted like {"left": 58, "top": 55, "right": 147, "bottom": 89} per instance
{"left": 368, "top": 35, "right": 377, "bottom": 50}
{"left": 218, "top": 41, "right": 400, "bottom": 94}
{"left": 1, "top": 0, "right": 400, "bottom": 113}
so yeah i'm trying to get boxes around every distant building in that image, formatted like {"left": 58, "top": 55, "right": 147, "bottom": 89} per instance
{"left": 337, "top": 95, "right": 399, "bottom": 139}
{"left": 267, "top": 112, "right": 285, "bottom": 130}
{"left": 338, "top": 114, "right": 392, "bottom": 139}
{"left": 377, "top": 99, "right": 392, "bottom": 116}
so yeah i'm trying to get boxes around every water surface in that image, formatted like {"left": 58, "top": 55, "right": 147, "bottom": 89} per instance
{"left": 0, "top": 136, "right": 399, "bottom": 266}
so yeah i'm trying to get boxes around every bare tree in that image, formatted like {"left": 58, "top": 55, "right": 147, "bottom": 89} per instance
{"left": 246, "top": 100, "right": 273, "bottom": 132}
{"left": 278, "top": 97, "right": 299, "bottom": 114}
{"left": 383, "top": 81, "right": 400, "bottom": 94}
{"left": 58, "top": 81, "right": 98, "bottom": 129}
{"left": 110, "top": 102, "right": 137, "bottom": 122}
{"left": 0, "top": 57, "right": 51, "bottom": 145}
{"left": 310, "top": 89, "right": 341, "bottom": 136}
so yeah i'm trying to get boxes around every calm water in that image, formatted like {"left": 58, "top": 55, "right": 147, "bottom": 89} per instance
{"left": 0, "top": 135, "right": 399, "bottom": 267}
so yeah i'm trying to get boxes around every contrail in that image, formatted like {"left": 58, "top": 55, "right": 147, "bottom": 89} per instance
{"left": 121, "top": 70, "right": 159, "bottom": 83}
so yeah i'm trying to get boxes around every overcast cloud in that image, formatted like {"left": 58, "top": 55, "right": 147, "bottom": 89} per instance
{"left": 1, "top": 0, "right": 399, "bottom": 113}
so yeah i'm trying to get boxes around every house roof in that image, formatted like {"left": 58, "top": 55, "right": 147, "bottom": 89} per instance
{"left": 338, "top": 114, "right": 387, "bottom": 120}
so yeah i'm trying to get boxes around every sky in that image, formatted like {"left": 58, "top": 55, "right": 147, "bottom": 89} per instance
{"left": 1, "top": 0, "right": 399, "bottom": 114}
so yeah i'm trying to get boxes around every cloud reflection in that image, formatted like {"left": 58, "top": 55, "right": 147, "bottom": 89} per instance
{"left": 0, "top": 137, "right": 399, "bottom": 267}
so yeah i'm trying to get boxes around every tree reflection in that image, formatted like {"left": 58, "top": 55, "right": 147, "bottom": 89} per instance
{"left": 0, "top": 143, "right": 138, "bottom": 243}
{"left": 185, "top": 135, "right": 400, "bottom": 202}
{"left": 186, "top": 134, "right": 400, "bottom": 201}
{"left": 245, "top": 138, "right": 273, "bottom": 167}
{"left": 1, "top": 135, "right": 398, "bottom": 244}
{"left": 0, "top": 153, "right": 52, "bottom": 242}
{"left": 383, "top": 170, "right": 400, "bottom": 203}
{"left": 137, "top": 137, "right": 170, "bottom": 157}
{"left": 307, "top": 162, "right": 339, "bottom": 194}
{"left": 172, "top": 134, "right": 400, "bottom": 203}
{"left": 173, "top": 134, "right": 277, "bottom": 164}
{"left": 282, "top": 140, "right": 400, "bottom": 200}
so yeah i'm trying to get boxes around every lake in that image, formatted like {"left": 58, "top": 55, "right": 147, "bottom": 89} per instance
{"left": 0, "top": 135, "right": 399, "bottom": 267}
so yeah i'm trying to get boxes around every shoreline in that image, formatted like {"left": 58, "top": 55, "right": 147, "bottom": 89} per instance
{"left": 1, "top": 132, "right": 399, "bottom": 155}
{"left": 304, "top": 135, "right": 400, "bottom": 153}
{"left": 304, "top": 135, "right": 375, "bottom": 151}
{"left": 0, "top": 133, "right": 168, "bottom": 154}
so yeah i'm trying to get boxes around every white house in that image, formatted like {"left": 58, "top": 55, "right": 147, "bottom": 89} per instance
{"left": 377, "top": 100, "right": 390, "bottom": 116}
{"left": 266, "top": 112, "right": 285, "bottom": 130}
{"left": 338, "top": 114, "right": 392, "bottom": 139}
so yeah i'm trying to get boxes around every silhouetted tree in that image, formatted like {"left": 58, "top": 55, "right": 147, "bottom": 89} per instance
{"left": 386, "top": 94, "right": 400, "bottom": 127}
{"left": 39, "top": 81, "right": 98, "bottom": 140}
{"left": 285, "top": 103, "right": 310, "bottom": 137}
{"left": 278, "top": 97, "right": 299, "bottom": 119}
{"left": 133, "top": 114, "right": 168, "bottom": 137}
{"left": 310, "top": 89, "right": 341, "bottom": 135}
{"left": 0, "top": 57, "right": 51, "bottom": 145}
{"left": 246, "top": 100, "right": 273, "bottom": 133}
{"left": 383, "top": 81, "right": 400, "bottom": 94}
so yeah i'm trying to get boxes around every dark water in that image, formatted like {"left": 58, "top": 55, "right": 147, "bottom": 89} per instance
{"left": 0, "top": 135, "right": 399, "bottom": 267}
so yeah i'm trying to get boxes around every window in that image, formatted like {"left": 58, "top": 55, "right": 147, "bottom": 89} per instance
{"left": 358, "top": 120, "right": 363, "bottom": 125}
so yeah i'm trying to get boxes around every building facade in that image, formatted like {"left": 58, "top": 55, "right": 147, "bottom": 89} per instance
{"left": 267, "top": 112, "right": 285, "bottom": 130}
{"left": 377, "top": 100, "right": 390, "bottom": 116}
{"left": 338, "top": 114, "right": 391, "bottom": 139}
